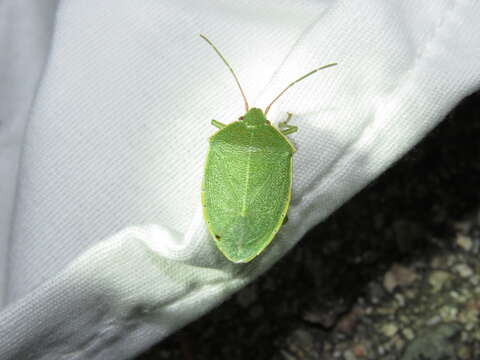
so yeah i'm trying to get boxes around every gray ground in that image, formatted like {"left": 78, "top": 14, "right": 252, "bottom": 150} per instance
{"left": 138, "top": 90, "right": 480, "bottom": 360}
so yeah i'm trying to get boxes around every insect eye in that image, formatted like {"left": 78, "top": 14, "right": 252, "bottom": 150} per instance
{"left": 215, "top": 234, "right": 221, "bottom": 240}
{"left": 239, "top": 116, "right": 244, "bottom": 120}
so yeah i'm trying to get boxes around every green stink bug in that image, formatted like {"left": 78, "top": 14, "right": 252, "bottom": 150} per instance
{"left": 200, "top": 35, "right": 336, "bottom": 263}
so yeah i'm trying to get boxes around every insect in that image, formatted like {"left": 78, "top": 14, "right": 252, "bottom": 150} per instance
{"left": 200, "top": 34, "right": 336, "bottom": 263}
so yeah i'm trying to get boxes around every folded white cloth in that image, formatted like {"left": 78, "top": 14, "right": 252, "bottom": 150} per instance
{"left": 1, "top": 0, "right": 479, "bottom": 358}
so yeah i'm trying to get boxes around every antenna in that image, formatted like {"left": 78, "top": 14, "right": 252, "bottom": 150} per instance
{"left": 264, "top": 63, "right": 337, "bottom": 115}
{"left": 200, "top": 34, "right": 249, "bottom": 112}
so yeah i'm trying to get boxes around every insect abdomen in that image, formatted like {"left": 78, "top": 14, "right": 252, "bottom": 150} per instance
{"left": 203, "top": 126, "right": 293, "bottom": 262}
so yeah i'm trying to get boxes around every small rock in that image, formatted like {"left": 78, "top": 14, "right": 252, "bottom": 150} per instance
{"left": 430, "top": 256, "right": 444, "bottom": 268}
{"left": 383, "top": 272, "right": 397, "bottom": 293}
{"left": 367, "top": 281, "right": 387, "bottom": 303}
{"left": 454, "top": 263, "right": 474, "bottom": 278}
{"left": 402, "top": 328, "right": 415, "bottom": 341}
{"left": 439, "top": 305, "right": 458, "bottom": 321}
{"left": 471, "top": 233, "right": 480, "bottom": 253}
{"left": 382, "top": 339, "right": 393, "bottom": 352}
{"left": 469, "top": 275, "right": 479, "bottom": 285}
{"left": 280, "top": 350, "right": 295, "bottom": 360}
{"left": 303, "top": 307, "right": 344, "bottom": 329}
{"left": 343, "top": 349, "right": 357, "bottom": 360}
{"left": 428, "top": 270, "right": 453, "bottom": 293}
{"left": 426, "top": 315, "right": 441, "bottom": 326}
{"left": 400, "top": 323, "right": 461, "bottom": 360}
{"left": 352, "top": 344, "right": 367, "bottom": 358}
{"left": 456, "top": 234, "right": 473, "bottom": 251}
{"left": 449, "top": 290, "right": 466, "bottom": 301}
{"left": 460, "top": 330, "right": 470, "bottom": 342}
{"left": 395, "top": 293, "right": 406, "bottom": 307}
{"left": 376, "top": 306, "right": 395, "bottom": 315}
{"left": 393, "top": 336, "right": 405, "bottom": 351}
{"left": 381, "top": 323, "right": 398, "bottom": 337}
{"left": 336, "top": 306, "right": 363, "bottom": 334}
{"left": 446, "top": 254, "right": 457, "bottom": 267}
{"left": 303, "top": 297, "right": 349, "bottom": 328}
{"left": 383, "top": 264, "right": 417, "bottom": 292}
{"left": 465, "top": 297, "right": 480, "bottom": 311}
{"left": 284, "top": 329, "right": 317, "bottom": 359}
{"left": 404, "top": 289, "right": 418, "bottom": 299}
{"left": 377, "top": 345, "right": 385, "bottom": 356}
{"left": 459, "top": 297, "right": 480, "bottom": 326}
{"left": 332, "top": 331, "right": 347, "bottom": 342}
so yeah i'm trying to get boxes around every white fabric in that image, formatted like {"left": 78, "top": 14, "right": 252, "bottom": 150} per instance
{"left": 0, "top": 0, "right": 59, "bottom": 306}
{"left": 1, "top": 0, "right": 479, "bottom": 358}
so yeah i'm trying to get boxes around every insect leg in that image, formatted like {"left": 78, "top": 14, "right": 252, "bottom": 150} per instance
{"left": 278, "top": 113, "right": 298, "bottom": 135}
{"left": 211, "top": 120, "right": 227, "bottom": 129}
